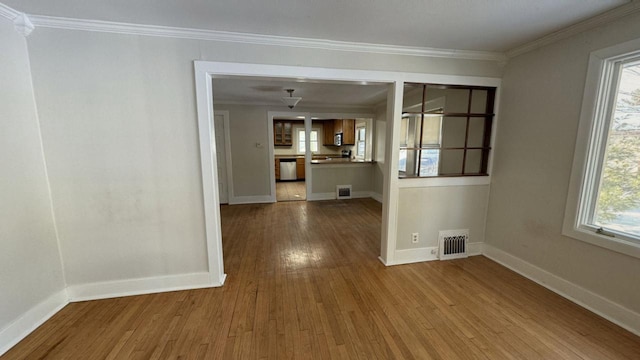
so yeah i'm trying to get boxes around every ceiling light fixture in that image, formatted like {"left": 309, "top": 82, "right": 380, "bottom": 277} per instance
{"left": 282, "top": 89, "right": 302, "bottom": 109}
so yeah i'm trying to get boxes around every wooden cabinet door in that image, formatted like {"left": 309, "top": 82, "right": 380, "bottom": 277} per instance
{"left": 333, "top": 119, "right": 343, "bottom": 134}
{"left": 296, "top": 158, "right": 305, "bottom": 180}
{"left": 342, "top": 119, "right": 356, "bottom": 145}
{"left": 274, "top": 159, "right": 280, "bottom": 181}
{"left": 323, "top": 121, "right": 334, "bottom": 146}
{"left": 274, "top": 121, "right": 293, "bottom": 146}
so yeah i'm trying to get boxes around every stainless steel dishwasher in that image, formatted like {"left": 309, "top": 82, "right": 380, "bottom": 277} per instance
{"left": 279, "top": 159, "right": 297, "bottom": 181}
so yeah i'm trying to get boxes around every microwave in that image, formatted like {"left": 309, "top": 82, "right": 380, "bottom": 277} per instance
{"left": 334, "top": 133, "right": 343, "bottom": 146}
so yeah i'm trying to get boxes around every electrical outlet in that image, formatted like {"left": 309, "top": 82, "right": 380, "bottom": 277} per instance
{"left": 411, "top": 232, "right": 419, "bottom": 244}
{"left": 431, "top": 249, "right": 437, "bottom": 255}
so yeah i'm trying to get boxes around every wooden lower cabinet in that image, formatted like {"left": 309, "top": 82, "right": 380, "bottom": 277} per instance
{"left": 296, "top": 158, "right": 305, "bottom": 180}
{"left": 275, "top": 160, "right": 280, "bottom": 180}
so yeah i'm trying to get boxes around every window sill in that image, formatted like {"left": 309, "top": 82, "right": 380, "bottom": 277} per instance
{"left": 398, "top": 175, "right": 490, "bottom": 188}
{"left": 561, "top": 224, "right": 640, "bottom": 260}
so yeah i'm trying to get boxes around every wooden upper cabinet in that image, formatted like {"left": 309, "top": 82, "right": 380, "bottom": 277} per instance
{"left": 341, "top": 119, "right": 356, "bottom": 145}
{"left": 274, "top": 120, "right": 293, "bottom": 146}
{"left": 333, "top": 119, "right": 343, "bottom": 134}
{"left": 320, "top": 119, "right": 356, "bottom": 146}
{"left": 323, "top": 121, "right": 334, "bottom": 146}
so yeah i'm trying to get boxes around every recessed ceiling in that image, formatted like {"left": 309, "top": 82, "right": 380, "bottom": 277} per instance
{"left": 4, "top": 0, "right": 630, "bottom": 52}
{"left": 212, "top": 78, "right": 388, "bottom": 108}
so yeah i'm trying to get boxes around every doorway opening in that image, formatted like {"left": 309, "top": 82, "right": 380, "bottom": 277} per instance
{"left": 273, "top": 115, "right": 307, "bottom": 202}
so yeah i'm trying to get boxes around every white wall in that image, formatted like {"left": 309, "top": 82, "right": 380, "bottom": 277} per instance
{"left": 396, "top": 186, "right": 489, "bottom": 249}
{"left": 0, "top": 16, "right": 65, "bottom": 343}
{"left": 22, "top": 26, "right": 502, "bottom": 288}
{"left": 26, "top": 31, "right": 210, "bottom": 287}
{"left": 485, "top": 12, "right": 640, "bottom": 315}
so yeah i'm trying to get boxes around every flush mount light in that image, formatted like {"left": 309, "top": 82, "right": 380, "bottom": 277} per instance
{"left": 282, "top": 89, "right": 302, "bottom": 109}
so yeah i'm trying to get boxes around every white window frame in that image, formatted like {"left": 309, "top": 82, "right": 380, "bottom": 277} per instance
{"left": 355, "top": 126, "right": 366, "bottom": 159}
{"left": 298, "top": 129, "right": 318, "bottom": 153}
{"left": 563, "top": 38, "right": 640, "bottom": 259}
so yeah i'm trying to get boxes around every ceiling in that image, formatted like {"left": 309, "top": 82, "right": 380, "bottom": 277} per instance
{"left": 5, "top": 0, "right": 631, "bottom": 52}
{"left": 212, "top": 78, "right": 388, "bottom": 108}
{"left": 8, "top": 1, "right": 632, "bottom": 108}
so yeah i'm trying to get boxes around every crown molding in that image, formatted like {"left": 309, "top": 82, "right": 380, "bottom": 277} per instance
{"left": 28, "top": 14, "right": 507, "bottom": 63}
{"left": 0, "top": 3, "right": 20, "bottom": 20}
{"left": 506, "top": 1, "right": 640, "bottom": 58}
{"left": 0, "top": 3, "right": 34, "bottom": 36}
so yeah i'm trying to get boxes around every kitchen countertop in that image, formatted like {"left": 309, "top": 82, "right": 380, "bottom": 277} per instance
{"left": 310, "top": 158, "right": 375, "bottom": 164}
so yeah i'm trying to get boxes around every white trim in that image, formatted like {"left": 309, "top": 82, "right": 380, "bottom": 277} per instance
{"left": 194, "top": 66, "right": 227, "bottom": 286}
{"left": 214, "top": 110, "right": 233, "bottom": 204}
{"left": 307, "top": 190, "right": 372, "bottom": 202}
{"left": 307, "top": 192, "right": 336, "bottom": 201}
{"left": 371, "top": 192, "right": 383, "bottom": 203}
{"left": 383, "top": 242, "right": 484, "bottom": 266}
{"left": 66, "top": 272, "right": 218, "bottom": 302}
{"left": 483, "top": 244, "right": 640, "bottom": 336}
{"left": 0, "top": 3, "right": 20, "bottom": 21}
{"left": 27, "top": 15, "right": 506, "bottom": 62}
{"left": 391, "top": 247, "right": 439, "bottom": 265}
{"left": 468, "top": 242, "right": 483, "bottom": 256}
{"left": 0, "top": 290, "right": 69, "bottom": 356}
{"left": 562, "top": 37, "right": 640, "bottom": 260}
{"left": 398, "top": 175, "right": 491, "bottom": 188}
{"left": 506, "top": 2, "right": 640, "bottom": 58}
{"left": 229, "top": 195, "right": 275, "bottom": 205}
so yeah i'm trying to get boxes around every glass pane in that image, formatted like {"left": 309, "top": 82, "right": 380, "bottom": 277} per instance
{"left": 357, "top": 141, "right": 365, "bottom": 156}
{"left": 419, "top": 149, "right": 440, "bottom": 176}
{"left": 421, "top": 116, "right": 442, "bottom": 146}
{"left": 310, "top": 130, "right": 317, "bottom": 141}
{"left": 441, "top": 117, "right": 466, "bottom": 148}
{"left": 403, "top": 83, "right": 424, "bottom": 112}
{"left": 310, "top": 141, "right": 318, "bottom": 152}
{"left": 467, "top": 117, "right": 486, "bottom": 148}
{"left": 464, "top": 149, "right": 483, "bottom": 174}
{"left": 401, "top": 115, "right": 420, "bottom": 148}
{"left": 398, "top": 149, "right": 407, "bottom": 174}
{"left": 442, "top": 88, "right": 470, "bottom": 113}
{"left": 593, "top": 61, "right": 640, "bottom": 237}
{"left": 470, "top": 89, "right": 488, "bottom": 113}
{"left": 440, "top": 149, "right": 464, "bottom": 174}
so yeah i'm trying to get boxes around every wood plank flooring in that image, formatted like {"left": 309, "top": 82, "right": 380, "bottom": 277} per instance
{"left": 3, "top": 198, "right": 640, "bottom": 359}
{"left": 276, "top": 181, "right": 306, "bottom": 202}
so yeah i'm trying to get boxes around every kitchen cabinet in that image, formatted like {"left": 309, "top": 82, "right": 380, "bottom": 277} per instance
{"left": 274, "top": 120, "right": 293, "bottom": 146}
{"left": 321, "top": 119, "right": 355, "bottom": 146}
{"left": 323, "top": 121, "right": 335, "bottom": 146}
{"left": 274, "top": 159, "right": 280, "bottom": 180}
{"left": 341, "top": 119, "right": 355, "bottom": 145}
{"left": 296, "top": 158, "right": 305, "bottom": 180}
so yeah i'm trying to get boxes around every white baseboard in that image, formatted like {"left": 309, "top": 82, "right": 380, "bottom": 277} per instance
{"left": 384, "top": 242, "right": 484, "bottom": 266}
{"left": 370, "top": 192, "right": 383, "bottom": 203}
{"left": 483, "top": 244, "right": 640, "bottom": 336}
{"left": 391, "top": 247, "right": 439, "bottom": 265}
{"left": 307, "top": 192, "right": 335, "bottom": 201}
{"left": 229, "top": 195, "right": 274, "bottom": 205}
{"left": 307, "top": 191, "right": 375, "bottom": 202}
{"left": 468, "top": 242, "right": 483, "bottom": 256}
{"left": 67, "top": 272, "right": 217, "bottom": 302}
{"left": 0, "top": 289, "right": 69, "bottom": 356}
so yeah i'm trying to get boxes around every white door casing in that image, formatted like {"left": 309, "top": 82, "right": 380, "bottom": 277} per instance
{"left": 213, "top": 111, "right": 229, "bottom": 204}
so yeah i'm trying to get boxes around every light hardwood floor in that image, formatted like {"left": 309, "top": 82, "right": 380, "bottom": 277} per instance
{"left": 3, "top": 199, "right": 640, "bottom": 359}
{"left": 276, "top": 181, "right": 306, "bottom": 202}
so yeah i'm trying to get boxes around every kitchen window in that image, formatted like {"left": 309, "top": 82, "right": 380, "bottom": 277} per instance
{"left": 564, "top": 39, "right": 640, "bottom": 258}
{"left": 399, "top": 83, "right": 496, "bottom": 178}
{"left": 298, "top": 129, "right": 318, "bottom": 153}
{"left": 356, "top": 126, "right": 366, "bottom": 159}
